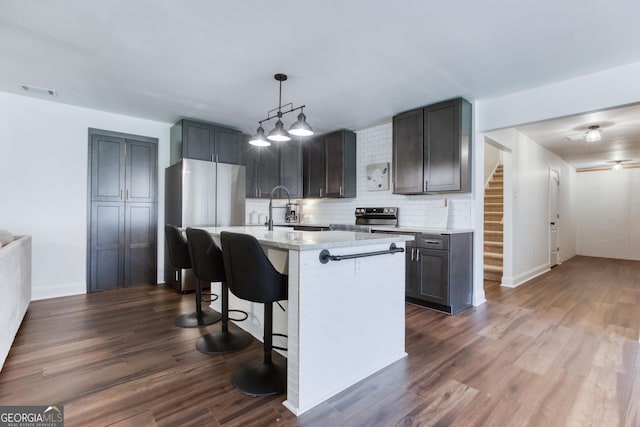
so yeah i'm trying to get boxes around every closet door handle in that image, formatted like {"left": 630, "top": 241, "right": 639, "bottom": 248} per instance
{"left": 120, "top": 189, "right": 123, "bottom": 200}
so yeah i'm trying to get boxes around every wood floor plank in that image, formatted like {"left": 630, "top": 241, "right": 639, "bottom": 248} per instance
{"left": 0, "top": 256, "right": 639, "bottom": 426}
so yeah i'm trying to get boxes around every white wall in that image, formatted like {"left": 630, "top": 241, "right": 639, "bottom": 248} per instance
{"left": 478, "top": 60, "right": 640, "bottom": 132}
{"left": 484, "top": 142, "right": 501, "bottom": 184}
{"left": 0, "top": 92, "right": 171, "bottom": 300}
{"left": 575, "top": 168, "right": 640, "bottom": 260}
{"left": 247, "top": 122, "right": 473, "bottom": 230}
{"left": 486, "top": 129, "right": 576, "bottom": 287}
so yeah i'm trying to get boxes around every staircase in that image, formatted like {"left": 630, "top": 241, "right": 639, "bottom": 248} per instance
{"left": 484, "top": 165, "right": 503, "bottom": 282}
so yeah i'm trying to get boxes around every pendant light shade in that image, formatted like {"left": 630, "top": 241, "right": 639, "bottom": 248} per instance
{"left": 248, "top": 126, "right": 270, "bottom": 146}
{"left": 289, "top": 111, "right": 314, "bottom": 136}
{"left": 267, "top": 119, "right": 291, "bottom": 142}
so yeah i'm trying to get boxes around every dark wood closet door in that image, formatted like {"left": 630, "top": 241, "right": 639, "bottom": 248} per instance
{"left": 90, "top": 135, "right": 126, "bottom": 202}
{"left": 124, "top": 202, "right": 157, "bottom": 287}
{"left": 89, "top": 201, "right": 125, "bottom": 291}
{"left": 125, "top": 140, "right": 157, "bottom": 203}
{"left": 88, "top": 129, "right": 158, "bottom": 293}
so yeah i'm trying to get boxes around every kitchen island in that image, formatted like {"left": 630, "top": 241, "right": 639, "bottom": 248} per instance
{"left": 200, "top": 226, "right": 413, "bottom": 416}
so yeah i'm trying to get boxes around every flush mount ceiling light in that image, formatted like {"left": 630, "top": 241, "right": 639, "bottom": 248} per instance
{"left": 607, "top": 159, "right": 629, "bottom": 171}
{"left": 248, "top": 73, "right": 314, "bottom": 146}
{"left": 585, "top": 125, "right": 602, "bottom": 142}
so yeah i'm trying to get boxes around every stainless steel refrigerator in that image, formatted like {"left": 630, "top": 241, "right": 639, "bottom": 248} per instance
{"left": 164, "top": 159, "right": 246, "bottom": 292}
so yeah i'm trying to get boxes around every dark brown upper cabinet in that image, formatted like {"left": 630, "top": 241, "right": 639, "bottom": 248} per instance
{"left": 393, "top": 98, "right": 471, "bottom": 194}
{"left": 303, "top": 130, "right": 356, "bottom": 198}
{"left": 170, "top": 119, "right": 242, "bottom": 165}
{"left": 243, "top": 141, "right": 302, "bottom": 199}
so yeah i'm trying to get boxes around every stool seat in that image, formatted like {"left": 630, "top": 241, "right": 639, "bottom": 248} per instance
{"left": 186, "top": 227, "right": 252, "bottom": 354}
{"left": 221, "top": 231, "right": 288, "bottom": 396}
{"left": 165, "top": 224, "right": 220, "bottom": 328}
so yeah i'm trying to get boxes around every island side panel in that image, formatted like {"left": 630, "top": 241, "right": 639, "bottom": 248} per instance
{"left": 291, "top": 241, "right": 407, "bottom": 415}
{"left": 284, "top": 249, "right": 301, "bottom": 413}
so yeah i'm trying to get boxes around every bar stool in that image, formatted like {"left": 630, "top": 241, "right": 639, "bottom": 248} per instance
{"left": 165, "top": 224, "right": 221, "bottom": 328}
{"left": 186, "top": 228, "right": 253, "bottom": 354}
{"left": 220, "top": 231, "right": 288, "bottom": 396}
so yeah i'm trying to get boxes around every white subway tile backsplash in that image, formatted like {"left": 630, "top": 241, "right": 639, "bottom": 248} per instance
{"left": 246, "top": 121, "right": 472, "bottom": 229}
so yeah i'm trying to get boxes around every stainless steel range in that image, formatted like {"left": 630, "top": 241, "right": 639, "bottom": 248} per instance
{"left": 330, "top": 207, "right": 398, "bottom": 232}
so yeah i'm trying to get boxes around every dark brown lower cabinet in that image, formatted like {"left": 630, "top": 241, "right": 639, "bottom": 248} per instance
{"left": 405, "top": 232, "right": 472, "bottom": 314}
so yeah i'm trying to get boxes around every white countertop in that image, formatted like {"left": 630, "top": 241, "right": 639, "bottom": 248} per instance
{"left": 269, "top": 223, "right": 473, "bottom": 235}
{"left": 199, "top": 226, "right": 414, "bottom": 251}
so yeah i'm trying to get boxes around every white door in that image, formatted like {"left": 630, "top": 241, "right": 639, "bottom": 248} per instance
{"left": 549, "top": 169, "right": 560, "bottom": 267}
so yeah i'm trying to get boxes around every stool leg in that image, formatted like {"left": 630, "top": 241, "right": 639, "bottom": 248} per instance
{"left": 264, "top": 302, "right": 273, "bottom": 364}
{"left": 231, "top": 301, "right": 286, "bottom": 396}
{"left": 195, "top": 278, "right": 203, "bottom": 314}
{"left": 175, "top": 279, "right": 221, "bottom": 328}
{"left": 195, "top": 281, "right": 253, "bottom": 354}
{"left": 221, "top": 281, "right": 229, "bottom": 333}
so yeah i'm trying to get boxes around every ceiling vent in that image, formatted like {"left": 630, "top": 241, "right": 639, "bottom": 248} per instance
{"left": 19, "top": 84, "right": 58, "bottom": 96}
{"left": 565, "top": 134, "right": 584, "bottom": 142}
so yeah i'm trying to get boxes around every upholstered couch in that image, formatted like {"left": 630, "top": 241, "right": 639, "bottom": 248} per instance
{"left": 0, "top": 235, "right": 31, "bottom": 371}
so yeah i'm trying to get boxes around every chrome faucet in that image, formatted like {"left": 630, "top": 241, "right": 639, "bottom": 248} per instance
{"left": 268, "top": 185, "right": 291, "bottom": 231}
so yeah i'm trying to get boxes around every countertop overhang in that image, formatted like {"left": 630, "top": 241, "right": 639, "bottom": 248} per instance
{"left": 198, "top": 226, "right": 414, "bottom": 251}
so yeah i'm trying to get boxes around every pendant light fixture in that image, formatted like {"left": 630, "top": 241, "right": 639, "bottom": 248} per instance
{"left": 248, "top": 73, "right": 314, "bottom": 146}
{"left": 585, "top": 125, "right": 602, "bottom": 142}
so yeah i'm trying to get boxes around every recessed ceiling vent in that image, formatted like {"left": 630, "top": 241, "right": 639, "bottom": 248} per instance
{"left": 19, "top": 83, "right": 58, "bottom": 96}
{"left": 565, "top": 134, "right": 584, "bottom": 142}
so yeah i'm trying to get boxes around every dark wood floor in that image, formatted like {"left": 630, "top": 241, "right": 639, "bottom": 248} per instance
{"left": 1, "top": 256, "right": 639, "bottom": 426}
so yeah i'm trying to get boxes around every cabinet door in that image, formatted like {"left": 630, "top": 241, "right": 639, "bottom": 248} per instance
{"left": 393, "top": 109, "right": 424, "bottom": 194}
{"left": 125, "top": 140, "right": 157, "bottom": 203}
{"left": 304, "top": 136, "right": 325, "bottom": 198}
{"left": 89, "top": 201, "right": 125, "bottom": 291}
{"left": 279, "top": 141, "right": 303, "bottom": 198}
{"left": 417, "top": 249, "right": 449, "bottom": 305}
{"left": 124, "top": 202, "right": 157, "bottom": 287}
{"left": 183, "top": 120, "right": 213, "bottom": 161}
{"left": 325, "top": 131, "right": 344, "bottom": 197}
{"left": 90, "top": 135, "right": 125, "bottom": 201}
{"left": 214, "top": 127, "right": 242, "bottom": 164}
{"left": 424, "top": 100, "right": 460, "bottom": 192}
{"left": 257, "top": 146, "right": 279, "bottom": 198}
{"left": 242, "top": 144, "right": 259, "bottom": 197}
{"left": 405, "top": 247, "right": 418, "bottom": 298}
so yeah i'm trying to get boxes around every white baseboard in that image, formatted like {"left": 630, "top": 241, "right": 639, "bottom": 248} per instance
{"left": 473, "top": 292, "right": 486, "bottom": 306}
{"left": 501, "top": 263, "right": 550, "bottom": 288}
{"left": 31, "top": 281, "right": 86, "bottom": 301}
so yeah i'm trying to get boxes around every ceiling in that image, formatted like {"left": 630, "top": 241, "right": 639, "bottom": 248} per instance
{"left": 2, "top": 1, "right": 640, "bottom": 145}
{"left": 515, "top": 103, "right": 640, "bottom": 169}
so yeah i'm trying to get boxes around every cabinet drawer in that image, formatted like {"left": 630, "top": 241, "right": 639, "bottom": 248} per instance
{"left": 416, "top": 234, "right": 449, "bottom": 250}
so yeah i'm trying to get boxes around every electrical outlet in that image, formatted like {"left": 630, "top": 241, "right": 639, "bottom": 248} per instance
{"left": 355, "top": 259, "right": 362, "bottom": 274}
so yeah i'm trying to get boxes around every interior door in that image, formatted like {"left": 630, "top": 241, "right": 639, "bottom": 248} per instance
{"left": 549, "top": 169, "right": 560, "bottom": 267}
